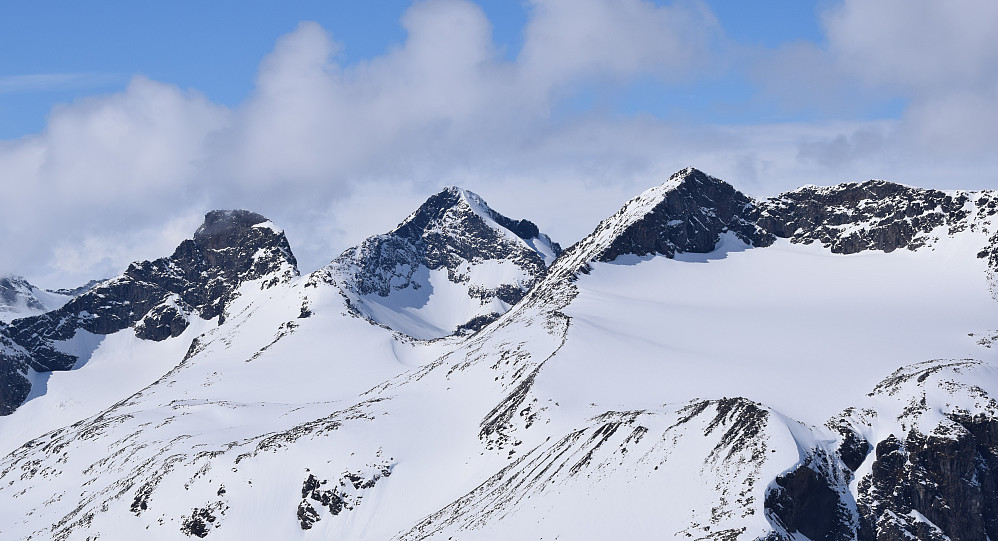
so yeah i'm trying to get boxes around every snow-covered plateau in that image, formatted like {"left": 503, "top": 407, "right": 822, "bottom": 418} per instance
{"left": 2, "top": 168, "right": 998, "bottom": 540}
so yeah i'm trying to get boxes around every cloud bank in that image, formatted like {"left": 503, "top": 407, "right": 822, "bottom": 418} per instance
{"left": 1, "top": 0, "right": 996, "bottom": 288}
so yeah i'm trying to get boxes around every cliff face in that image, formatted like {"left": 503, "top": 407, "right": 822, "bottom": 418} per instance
{"left": 853, "top": 416, "right": 998, "bottom": 541}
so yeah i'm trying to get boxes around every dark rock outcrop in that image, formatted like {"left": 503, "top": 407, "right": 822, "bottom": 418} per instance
{"left": 762, "top": 413, "right": 998, "bottom": 541}
{"left": 594, "top": 168, "right": 774, "bottom": 264}
{"left": 334, "top": 187, "right": 561, "bottom": 336}
{"left": 757, "top": 181, "right": 972, "bottom": 255}
{"left": 0, "top": 210, "right": 298, "bottom": 415}
{"left": 296, "top": 464, "right": 393, "bottom": 530}
{"left": 856, "top": 416, "right": 998, "bottom": 541}
{"left": 765, "top": 457, "right": 854, "bottom": 541}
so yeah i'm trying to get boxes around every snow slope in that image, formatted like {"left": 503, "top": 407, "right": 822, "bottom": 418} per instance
{"left": 2, "top": 168, "right": 998, "bottom": 540}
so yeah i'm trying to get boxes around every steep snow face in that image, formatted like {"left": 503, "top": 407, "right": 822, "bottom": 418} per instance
{"left": 332, "top": 187, "right": 561, "bottom": 339}
{"left": 0, "top": 210, "right": 300, "bottom": 416}
{"left": 0, "top": 275, "right": 73, "bottom": 323}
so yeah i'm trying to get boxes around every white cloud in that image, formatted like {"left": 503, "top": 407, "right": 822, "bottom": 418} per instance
{"left": 519, "top": 0, "right": 720, "bottom": 95}
{"left": 745, "top": 0, "right": 998, "bottom": 175}
{"left": 823, "top": 0, "right": 998, "bottom": 93}
{"left": 0, "top": 77, "right": 224, "bottom": 285}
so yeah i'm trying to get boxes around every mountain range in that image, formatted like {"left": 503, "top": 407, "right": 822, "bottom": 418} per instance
{"left": 1, "top": 167, "right": 997, "bottom": 540}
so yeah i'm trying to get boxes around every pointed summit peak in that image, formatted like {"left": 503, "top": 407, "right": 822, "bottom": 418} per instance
{"left": 393, "top": 186, "right": 556, "bottom": 250}
{"left": 331, "top": 187, "right": 561, "bottom": 339}
{"left": 662, "top": 166, "right": 731, "bottom": 191}
{"left": 549, "top": 168, "right": 773, "bottom": 278}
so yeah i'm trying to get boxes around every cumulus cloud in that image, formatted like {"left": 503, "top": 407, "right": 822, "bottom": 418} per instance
{"left": 823, "top": 0, "right": 998, "bottom": 93}
{"left": 1, "top": 0, "right": 997, "bottom": 288}
{"left": 519, "top": 0, "right": 719, "bottom": 95}
{"left": 747, "top": 0, "right": 998, "bottom": 174}
{"left": 0, "top": 77, "right": 224, "bottom": 284}
{"left": 821, "top": 0, "right": 998, "bottom": 162}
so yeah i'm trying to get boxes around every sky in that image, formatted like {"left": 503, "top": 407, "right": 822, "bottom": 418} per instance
{"left": 1, "top": 0, "right": 997, "bottom": 288}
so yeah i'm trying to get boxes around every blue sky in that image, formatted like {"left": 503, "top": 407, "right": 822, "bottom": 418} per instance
{"left": 3, "top": 0, "right": 862, "bottom": 138}
{"left": 1, "top": 0, "right": 997, "bottom": 287}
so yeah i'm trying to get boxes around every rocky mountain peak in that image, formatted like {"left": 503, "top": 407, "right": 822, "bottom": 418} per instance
{"left": 193, "top": 209, "right": 271, "bottom": 249}
{"left": 331, "top": 187, "right": 561, "bottom": 338}
{"left": 0, "top": 209, "right": 299, "bottom": 415}
{"left": 0, "top": 275, "right": 72, "bottom": 324}
{"left": 547, "top": 167, "right": 773, "bottom": 280}
{"left": 171, "top": 209, "right": 298, "bottom": 285}
{"left": 393, "top": 187, "right": 551, "bottom": 250}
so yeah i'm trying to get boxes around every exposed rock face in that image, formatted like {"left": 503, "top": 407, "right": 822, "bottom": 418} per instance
{"left": 856, "top": 417, "right": 998, "bottom": 541}
{"left": 757, "top": 181, "right": 974, "bottom": 255}
{"left": 760, "top": 360, "right": 998, "bottom": 541}
{"left": 761, "top": 416, "right": 998, "bottom": 541}
{"left": 333, "top": 187, "right": 561, "bottom": 337}
{"left": 765, "top": 453, "right": 856, "bottom": 541}
{"left": 550, "top": 169, "right": 998, "bottom": 284}
{"left": 595, "top": 168, "right": 774, "bottom": 263}
{"left": 538, "top": 168, "right": 775, "bottom": 285}
{"left": 0, "top": 210, "right": 298, "bottom": 415}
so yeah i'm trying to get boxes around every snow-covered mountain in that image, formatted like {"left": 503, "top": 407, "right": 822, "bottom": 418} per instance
{"left": 0, "top": 209, "right": 298, "bottom": 415}
{"left": 0, "top": 275, "right": 75, "bottom": 323}
{"left": 330, "top": 186, "right": 560, "bottom": 339}
{"left": 1, "top": 168, "right": 997, "bottom": 540}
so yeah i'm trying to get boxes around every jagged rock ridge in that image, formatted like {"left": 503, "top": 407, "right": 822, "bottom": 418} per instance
{"left": 545, "top": 167, "right": 993, "bottom": 282}
{"left": 759, "top": 180, "right": 978, "bottom": 255}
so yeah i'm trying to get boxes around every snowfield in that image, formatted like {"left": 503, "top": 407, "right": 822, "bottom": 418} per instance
{"left": 2, "top": 168, "right": 998, "bottom": 540}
